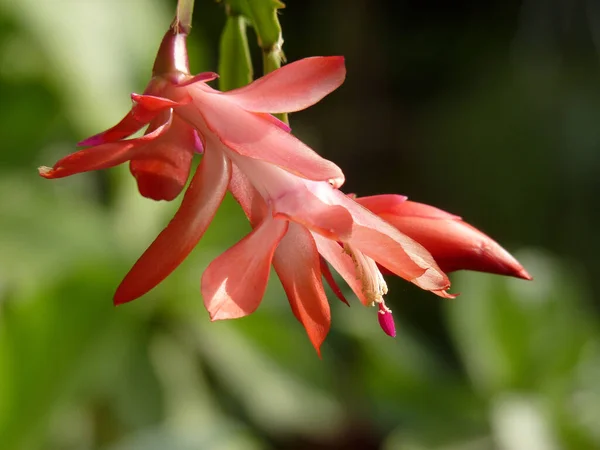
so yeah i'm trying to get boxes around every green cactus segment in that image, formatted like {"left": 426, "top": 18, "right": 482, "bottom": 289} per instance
{"left": 218, "top": 14, "right": 253, "bottom": 91}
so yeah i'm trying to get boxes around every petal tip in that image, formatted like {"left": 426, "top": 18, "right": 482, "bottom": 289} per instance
{"left": 38, "top": 166, "right": 54, "bottom": 178}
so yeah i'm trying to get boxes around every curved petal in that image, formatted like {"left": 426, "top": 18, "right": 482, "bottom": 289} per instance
{"left": 228, "top": 164, "right": 267, "bottom": 227}
{"left": 114, "top": 147, "right": 232, "bottom": 304}
{"left": 222, "top": 56, "right": 346, "bottom": 114}
{"left": 358, "top": 196, "right": 460, "bottom": 220}
{"left": 129, "top": 115, "right": 196, "bottom": 201}
{"left": 273, "top": 223, "right": 331, "bottom": 356}
{"left": 176, "top": 71, "right": 220, "bottom": 87}
{"left": 254, "top": 112, "right": 292, "bottom": 132}
{"left": 313, "top": 234, "right": 369, "bottom": 306}
{"left": 39, "top": 114, "right": 173, "bottom": 179}
{"left": 177, "top": 94, "right": 345, "bottom": 186}
{"left": 320, "top": 257, "right": 349, "bottom": 306}
{"left": 131, "top": 93, "right": 185, "bottom": 111}
{"left": 334, "top": 192, "right": 452, "bottom": 295}
{"left": 378, "top": 201, "right": 531, "bottom": 280}
{"left": 78, "top": 94, "right": 181, "bottom": 147}
{"left": 272, "top": 182, "right": 354, "bottom": 240}
{"left": 202, "top": 216, "right": 288, "bottom": 320}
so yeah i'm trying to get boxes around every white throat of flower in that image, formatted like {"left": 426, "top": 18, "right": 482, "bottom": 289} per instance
{"left": 343, "top": 243, "right": 391, "bottom": 313}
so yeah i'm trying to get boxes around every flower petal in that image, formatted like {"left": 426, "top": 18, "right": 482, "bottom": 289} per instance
{"left": 320, "top": 257, "right": 349, "bottom": 306}
{"left": 222, "top": 56, "right": 346, "bottom": 114}
{"left": 273, "top": 223, "right": 331, "bottom": 356}
{"left": 78, "top": 94, "right": 180, "bottom": 147}
{"left": 176, "top": 71, "right": 220, "bottom": 87}
{"left": 228, "top": 164, "right": 268, "bottom": 227}
{"left": 177, "top": 94, "right": 345, "bottom": 186}
{"left": 254, "top": 112, "right": 292, "bottom": 133}
{"left": 39, "top": 114, "right": 173, "bottom": 179}
{"left": 313, "top": 234, "right": 370, "bottom": 306}
{"left": 202, "top": 216, "right": 288, "bottom": 320}
{"left": 114, "top": 146, "right": 231, "bottom": 304}
{"left": 129, "top": 115, "right": 196, "bottom": 201}
{"left": 272, "top": 182, "right": 354, "bottom": 240}
{"left": 335, "top": 192, "right": 452, "bottom": 294}
{"left": 376, "top": 200, "right": 531, "bottom": 280}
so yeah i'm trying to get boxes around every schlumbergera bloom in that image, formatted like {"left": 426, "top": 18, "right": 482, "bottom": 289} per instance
{"left": 354, "top": 195, "right": 532, "bottom": 280}
{"left": 38, "top": 28, "right": 344, "bottom": 201}
{"left": 38, "top": 27, "right": 452, "bottom": 351}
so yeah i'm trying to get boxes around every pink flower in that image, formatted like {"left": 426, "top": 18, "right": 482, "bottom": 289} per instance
{"left": 186, "top": 166, "right": 452, "bottom": 354}
{"left": 355, "top": 194, "right": 532, "bottom": 280}
{"left": 39, "top": 30, "right": 346, "bottom": 201}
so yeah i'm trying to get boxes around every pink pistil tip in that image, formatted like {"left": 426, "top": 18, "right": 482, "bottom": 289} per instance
{"left": 377, "top": 303, "right": 396, "bottom": 338}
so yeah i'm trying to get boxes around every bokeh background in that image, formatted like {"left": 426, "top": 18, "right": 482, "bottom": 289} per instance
{"left": 1, "top": 0, "right": 600, "bottom": 449}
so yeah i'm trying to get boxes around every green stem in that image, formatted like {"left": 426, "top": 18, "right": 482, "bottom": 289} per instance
{"left": 173, "top": 0, "right": 195, "bottom": 34}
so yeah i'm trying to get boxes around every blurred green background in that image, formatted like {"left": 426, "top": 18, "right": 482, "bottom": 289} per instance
{"left": 1, "top": 0, "right": 600, "bottom": 449}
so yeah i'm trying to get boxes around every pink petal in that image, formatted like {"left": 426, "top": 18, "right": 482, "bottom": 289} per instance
{"left": 178, "top": 94, "right": 345, "bottom": 186}
{"left": 202, "top": 216, "right": 288, "bottom": 320}
{"left": 334, "top": 192, "right": 452, "bottom": 295}
{"left": 273, "top": 223, "right": 331, "bottom": 356}
{"left": 272, "top": 182, "right": 354, "bottom": 241}
{"left": 377, "top": 201, "right": 531, "bottom": 280}
{"left": 254, "top": 112, "right": 292, "bottom": 133}
{"left": 222, "top": 56, "right": 346, "bottom": 114}
{"left": 78, "top": 93, "right": 180, "bottom": 147}
{"left": 176, "top": 72, "right": 220, "bottom": 87}
{"left": 320, "top": 257, "right": 349, "bottom": 306}
{"left": 228, "top": 164, "right": 268, "bottom": 227}
{"left": 313, "top": 234, "right": 370, "bottom": 306}
{"left": 357, "top": 196, "right": 460, "bottom": 220}
{"left": 39, "top": 114, "right": 173, "bottom": 179}
{"left": 377, "top": 304, "right": 396, "bottom": 337}
{"left": 130, "top": 93, "right": 184, "bottom": 111}
{"left": 114, "top": 146, "right": 231, "bottom": 304}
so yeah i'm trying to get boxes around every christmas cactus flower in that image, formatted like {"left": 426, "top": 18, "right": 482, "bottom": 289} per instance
{"left": 355, "top": 194, "right": 531, "bottom": 280}
{"left": 189, "top": 166, "right": 453, "bottom": 354}
{"left": 39, "top": 28, "right": 346, "bottom": 201}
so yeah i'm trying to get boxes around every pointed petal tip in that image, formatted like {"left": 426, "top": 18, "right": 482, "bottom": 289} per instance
{"left": 38, "top": 166, "right": 54, "bottom": 178}
{"left": 113, "top": 291, "right": 132, "bottom": 306}
{"left": 513, "top": 265, "right": 533, "bottom": 281}
{"left": 434, "top": 289, "right": 459, "bottom": 299}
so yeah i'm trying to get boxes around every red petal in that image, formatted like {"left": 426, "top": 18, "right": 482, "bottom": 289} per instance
{"left": 129, "top": 115, "right": 196, "bottom": 201}
{"left": 178, "top": 93, "right": 345, "bottom": 186}
{"left": 114, "top": 147, "right": 231, "bottom": 304}
{"left": 39, "top": 115, "right": 172, "bottom": 179}
{"left": 78, "top": 93, "right": 180, "bottom": 147}
{"left": 222, "top": 57, "right": 346, "bottom": 114}
{"left": 320, "top": 257, "right": 349, "bottom": 306}
{"left": 273, "top": 223, "right": 331, "bottom": 356}
{"left": 202, "top": 216, "right": 288, "bottom": 320}
{"left": 378, "top": 201, "right": 531, "bottom": 280}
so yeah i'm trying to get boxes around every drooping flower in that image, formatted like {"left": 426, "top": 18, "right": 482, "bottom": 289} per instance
{"left": 354, "top": 194, "right": 532, "bottom": 280}
{"left": 190, "top": 162, "right": 452, "bottom": 354}
{"left": 39, "top": 28, "right": 347, "bottom": 202}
